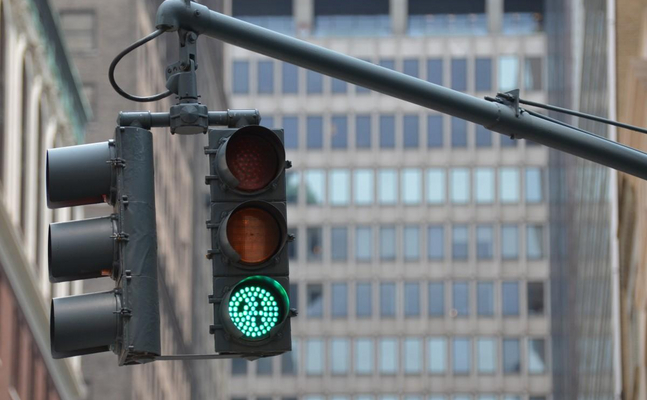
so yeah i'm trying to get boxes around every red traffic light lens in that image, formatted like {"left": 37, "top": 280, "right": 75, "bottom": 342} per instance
{"left": 226, "top": 207, "right": 281, "bottom": 265}
{"left": 226, "top": 132, "right": 279, "bottom": 192}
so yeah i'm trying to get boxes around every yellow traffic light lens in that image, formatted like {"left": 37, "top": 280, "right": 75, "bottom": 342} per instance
{"left": 226, "top": 207, "right": 281, "bottom": 264}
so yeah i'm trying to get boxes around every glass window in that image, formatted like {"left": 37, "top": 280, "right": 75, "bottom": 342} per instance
{"left": 306, "top": 339, "right": 324, "bottom": 375}
{"left": 475, "top": 125, "right": 492, "bottom": 147}
{"left": 451, "top": 58, "right": 467, "bottom": 91}
{"left": 305, "top": 169, "right": 325, "bottom": 205}
{"left": 306, "top": 70, "right": 323, "bottom": 93}
{"left": 283, "top": 116, "right": 299, "bottom": 149}
{"left": 60, "top": 11, "right": 97, "bottom": 52}
{"left": 232, "top": 60, "right": 249, "bottom": 94}
{"left": 528, "top": 282, "right": 545, "bottom": 315}
{"left": 402, "top": 168, "right": 422, "bottom": 204}
{"left": 379, "top": 59, "right": 395, "bottom": 70}
{"left": 354, "top": 169, "right": 374, "bottom": 205}
{"left": 379, "top": 338, "right": 398, "bottom": 374}
{"left": 475, "top": 168, "right": 494, "bottom": 203}
{"left": 452, "top": 282, "right": 469, "bottom": 316}
{"left": 525, "top": 57, "right": 543, "bottom": 91}
{"left": 331, "top": 116, "right": 348, "bottom": 149}
{"left": 289, "top": 283, "right": 299, "bottom": 311}
{"left": 526, "top": 167, "right": 543, "bottom": 203}
{"left": 452, "top": 225, "right": 469, "bottom": 260}
{"left": 281, "top": 338, "right": 298, "bottom": 374}
{"left": 307, "top": 116, "right": 323, "bottom": 149}
{"left": 404, "top": 59, "right": 419, "bottom": 78}
{"left": 257, "top": 357, "right": 273, "bottom": 375}
{"left": 501, "top": 134, "right": 517, "bottom": 147}
{"left": 282, "top": 62, "right": 298, "bottom": 93}
{"left": 427, "top": 115, "right": 443, "bottom": 148}
{"left": 286, "top": 171, "right": 299, "bottom": 204}
{"left": 380, "top": 282, "right": 396, "bottom": 317}
{"left": 477, "top": 338, "right": 496, "bottom": 373}
{"left": 405, "top": 282, "right": 420, "bottom": 316}
{"left": 378, "top": 169, "right": 398, "bottom": 204}
{"left": 404, "top": 115, "right": 420, "bottom": 148}
{"left": 527, "top": 225, "right": 545, "bottom": 259}
{"left": 356, "top": 115, "right": 372, "bottom": 148}
{"left": 380, "top": 115, "right": 395, "bottom": 148}
{"left": 500, "top": 168, "right": 520, "bottom": 203}
{"left": 428, "top": 337, "right": 447, "bottom": 373}
{"left": 429, "top": 397, "right": 447, "bottom": 400}
{"left": 329, "top": 169, "right": 350, "bottom": 205}
{"left": 499, "top": 56, "right": 519, "bottom": 91}
{"left": 450, "top": 169, "right": 470, "bottom": 203}
{"left": 331, "top": 338, "right": 350, "bottom": 374}
{"left": 453, "top": 397, "right": 471, "bottom": 400}
{"left": 380, "top": 226, "right": 396, "bottom": 261}
{"left": 332, "top": 78, "right": 347, "bottom": 93}
{"left": 288, "top": 228, "right": 298, "bottom": 260}
{"left": 307, "top": 227, "right": 323, "bottom": 261}
{"left": 503, "top": 339, "right": 521, "bottom": 374}
{"left": 307, "top": 284, "right": 323, "bottom": 317}
{"left": 428, "top": 282, "right": 445, "bottom": 316}
{"left": 260, "top": 116, "right": 274, "bottom": 129}
{"left": 331, "top": 227, "right": 348, "bottom": 261}
{"left": 528, "top": 339, "right": 547, "bottom": 373}
{"left": 404, "top": 338, "right": 423, "bottom": 373}
{"left": 502, "top": 282, "right": 520, "bottom": 316}
{"left": 428, "top": 225, "right": 445, "bottom": 260}
{"left": 501, "top": 225, "right": 519, "bottom": 259}
{"left": 476, "top": 225, "right": 493, "bottom": 259}
{"left": 477, "top": 282, "right": 494, "bottom": 316}
{"left": 331, "top": 283, "right": 348, "bottom": 317}
{"left": 355, "top": 338, "right": 374, "bottom": 374}
{"left": 453, "top": 338, "right": 471, "bottom": 374}
{"left": 451, "top": 117, "right": 467, "bottom": 147}
{"left": 475, "top": 58, "right": 492, "bottom": 91}
{"left": 258, "top": 60, "right": 274, "bottom": 94}
{"left": 356, "top": 282, "right": 372, "bottom": 318}
{"left": 356, "top": 227, "right": 372, "bottom": 261}
{"left": 404, "top": 226, "right": 420, "bottom": 261}
{"left": 427, "top": 59, "right": 443, "bottom": 85}
{"left": 427, "top": 168, "right": 445, "bottom": 204}
{"left": 232, "top": 358, "right": 248, "bottom": 375}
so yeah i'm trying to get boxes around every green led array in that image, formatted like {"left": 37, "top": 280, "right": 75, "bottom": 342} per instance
{"left": 228, "top": 286, "right": 280, "bottom": 338}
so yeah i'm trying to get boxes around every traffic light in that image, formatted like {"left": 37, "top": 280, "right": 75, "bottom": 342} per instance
{"left": 206, "top": 124, "right": 292, "bottom": 357}
{"left": 47, "top": 127, "right": 160, "bottom": 365}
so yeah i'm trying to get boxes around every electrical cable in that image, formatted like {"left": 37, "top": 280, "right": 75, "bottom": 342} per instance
{"left": 109, "top": 28, "right": 173, "bottom": 102}
{"left": 519, "top": 98, "right": 647, "bottom": 135}
{"left": 522, "top": 108, "right": 600, "bottom": 137}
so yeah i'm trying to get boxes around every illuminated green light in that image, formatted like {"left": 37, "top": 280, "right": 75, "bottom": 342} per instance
{"left": 228, "top": 285, "right": 281, "bottom": 337}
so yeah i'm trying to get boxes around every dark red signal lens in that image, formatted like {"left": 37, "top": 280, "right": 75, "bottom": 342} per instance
{"left": 226, "top": 133, "right": 279, "bottom": 192}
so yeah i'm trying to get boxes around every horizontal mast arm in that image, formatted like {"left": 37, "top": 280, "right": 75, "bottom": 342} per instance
{"left": 156, "top": 0, "right": 647, "bottom": 180}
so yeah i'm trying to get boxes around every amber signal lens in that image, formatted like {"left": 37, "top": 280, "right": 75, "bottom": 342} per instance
{"left": 226, "top": 133, "right": 279, "bottom": 192}
{"left": 226, "top": 207, "right": 281, "bottom": 265}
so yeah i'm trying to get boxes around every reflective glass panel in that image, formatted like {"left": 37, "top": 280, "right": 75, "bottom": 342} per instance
{"left": 525, "top": 57, "right": 543, "bottom": 91}
{"left": 354, "top": 169, "right": 374, "bottom": 205}
{"left": 451, "top": 58, "right": 467, "bottom": 91}
{"left": 528, "top": 339, "right": 546, "bottom": 373}
{"left": 305, "top": 339, "right": 324, "bottom": 374}
{"left": 477, "top": 282, "right": 494, "bottom": 316}
{"left": 404, "top": 59, "right": 419, "bottom": 77}
{"left": 427, "top": 58, "right": 443, "bottom": 85}
{"left": 356, "top": 282, "right": 372, "bottom": 317}
{"left": 329, "top": 169, "right": 350, "bottom": 205}
{"left": 499, "top": 55, "right": 519, "bottom": 91}
{"left": 500, "top": 167, "right": 520, "bottom": 203}
{"left": 451, "top": 169, "right": 470, "bottom": 203}
{"left": 527, "top": 282, "right": 545, "bottom": 315}
{"left": 451, "top": 117, "right": 467, "bottom": 147}
{"left": 380, "top": 282, "right": 396, "bottom": 317}
{"left": 527, "top": 224, "right": 545, "bottom": 259}
{"left": 475, "top": 125, "right": 492, "bottom": 147}
{"left": 501, "top": 224, "right": 519, "bottom": 259}
{"left": 258, "top": 60, "right": 274, "bottom": 94}
{"left": 380, "top": 115, "right": 395, "bottom": 148}
{"left": 503, "top": 338, "right": 521, "bottom": 373}
{"left": 427, "top": 168, "right": 445, "bottom": 204}
{"left": 331, "top": 77, "right": 347, "bottom": 93}
{"left": 331, "top": 227, "right": 348, "bottom": 261}
{"left": 402, "top": 168, "right": 422, "bottom": 204}
{"left": 525, "top": 167, "right": 543, "bottom": 203}
{"left": 355, "top": 338, "right": 374, "bottom": 374}
{"left": 331, "top": 338, "right": 349, "bottom": 374}
{"left": 475, "top": 168, "right": 494, "bottom": 203}
{"left": 282, "top": 62, "right": 298, "bottom": 93}
{"left": 283, "top": 116, "right": 299, "bottom": 149}
{"left": 476, "top": 224, "right": 493, "bottom": 259}
{"left": 427, "top": 337, "right": 447, "bottom": 373}
{"left": 232, "top": 60, "right": 249, "bottom": 94}
{"left": 331, "top": 116, "right": 348, "bottom": 149}
{"left": 404, "top": 226, "right": 420, "bottom": 260}
{"left": 453, "top": 338, "right": 471, "bottom": 374}
{"left": 475, "top": 58, "right": 492, "bottom": 91}
{"left": 502, "top": 282, "right": 520, "bottom": 316}
{"left": 379, "top": 338, "right": 397, "bottom": 374}
{"left": 306, "top": 70, "right": 323, "bottom": 93}
{"left": 404, "top": 282, "right": 420, "bottom": 316}
{"left": 404, "top": 338, "right": 422, "bottom": 373}
{"left": 452, "top": 225, "right": 469, "bottom": 260}
{"left": 380, "top": 226, "right": 396, "bottom": 261}
{"left": 428, "top": 282, "right": 445, "bottom": 316}
{"left": 404, "top": 115, "right": 420, "bottom": 148}
{"left": 286, "top": 171, "right": 299, "bottom": 204}
{"left": 453, "top": 282, "right": 469, "bottom": 316}
{"left": 281, "top": 337, "right": 298, "bottom": 374}
{"left": 477, "top": 338, "right": 496, "bottom": 373}
{"left": 378, "top": 169, "right": 398, "bottom": 204}
{"left": 356, "top": 226, "right": 372, "bottom": 261}
{"left": 307, "top": 227, "right": 323, "bottom": 261}
{"left": 356, "top": 115, "right": 372, "bottom": 148}
{"left": 331, "top": 283, "right": 348, "bottom": 317}
{"left": 307, "top": 283, "right": 323, "bottom": 317}
{"left": 428, "top": 225, "right": 445, "bottom": 260}
{"left": 307, "top": 116, "right": 323, "bottom": 149}
{"left": 427, "top": 115, "right": 443, "bottom": 148}
{"left": 305, "top": 169, "right": 325, "bottom": 205}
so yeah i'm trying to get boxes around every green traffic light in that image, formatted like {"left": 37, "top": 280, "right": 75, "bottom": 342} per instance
{"left": 228, "top": 285, "right": 281, "bottom": 338}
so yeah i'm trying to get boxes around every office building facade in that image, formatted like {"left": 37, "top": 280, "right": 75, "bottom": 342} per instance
{"left": 223, "top": 1, "right": 551, "bottom": 400}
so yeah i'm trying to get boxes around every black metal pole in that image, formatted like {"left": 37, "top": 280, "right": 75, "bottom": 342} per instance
{"left": 156, "top": 0, "right": 647, "bottom": 180}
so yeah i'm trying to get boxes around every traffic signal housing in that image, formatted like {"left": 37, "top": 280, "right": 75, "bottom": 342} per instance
{"left": 207, "top": 125, "right": 292, "bottom": 357}
{"left": 47, "top": 127, "right": 160, "bottom": 365}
